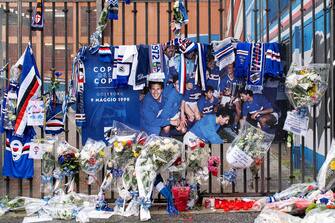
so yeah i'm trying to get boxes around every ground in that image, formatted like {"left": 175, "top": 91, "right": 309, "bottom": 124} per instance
{"left": 0, "top": 208, "right": 260, "bottom": 223}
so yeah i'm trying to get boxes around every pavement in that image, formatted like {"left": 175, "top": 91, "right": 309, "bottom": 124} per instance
{"left": 0, "top": 208, "right": 260, "bottom": 223}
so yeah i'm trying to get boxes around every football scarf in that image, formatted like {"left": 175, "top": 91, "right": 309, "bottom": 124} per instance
{"left": 235, "top": 42, "right": 251, "bottom": 78}
{"left": 15, "top": 45, "right": 42, "bottom": 136}
{"left": 195, "top": 43, "right": 208, "bottom": 91}
{"left": 75, "top": 59, "right": 86, "bottom": 126}
{"left": 98, "top": 45, "right": 113, "bottom": 63}
{"left": 212, "top": 39, "right": 235, "bottom": 70}
{"left": 264, "top": 42, "right": 283, "bottom": 78}
{"left": 135, "top": 45, "right": 150, "bottom": 86}
{"left": 31, "top": 0, "right": 44, "bottom": 31}
{"left": 108, "top": 0, "right": 131, "bottom": 20}
{"left": 148, "top": 44, "right": 165, "bottom": 82}
{"left": 246, "top": 42, "right": 265, "bottom": 93}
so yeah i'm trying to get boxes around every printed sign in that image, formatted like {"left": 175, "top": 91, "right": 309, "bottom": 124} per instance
{"left": 27, "top": 100, "right": 45, "bottom": 126}
{"left": 226, "top": 146, "right": 254, "bottom": 169}
{"left": 283, "top": 111, "right": 309, "bottom": 137}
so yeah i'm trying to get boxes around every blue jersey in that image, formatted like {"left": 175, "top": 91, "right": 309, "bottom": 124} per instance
{"left": 197, "top": 96, "right": 219, "bottom": 114}
{"left": 206, "top": 66, "right": 224, "bottom": 91}
{"left": 190, "top": 114, "right": 223, "bottom": 144}
{"left": 161, "top": 85, "right": 183, "bottom": 119}
{"left": 242, "top": 94, "right": 273, "bottom": 117}
{"left": 183, "top": 85, "right": 202, "bottom": 102}
{"left": 3, "top": 127, "right": 35, "bottom": 178}
{"left": 219, "top": 74, "right": 240, "bottom": 95}
{"left": 141, "top": 92, "right": 169, "bottom": 135}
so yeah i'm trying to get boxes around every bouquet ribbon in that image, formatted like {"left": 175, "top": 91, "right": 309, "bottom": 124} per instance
{"left": 139, "top": 197, "right": 152, "bottom": 210}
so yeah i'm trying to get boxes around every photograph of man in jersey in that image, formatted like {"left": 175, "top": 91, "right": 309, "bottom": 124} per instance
{"left": 138, "top": 42, "right": 285, "bottom": 144}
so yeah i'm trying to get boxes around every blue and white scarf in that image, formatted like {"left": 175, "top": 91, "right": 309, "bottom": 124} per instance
{"left": 246, "top": 42, "right": 265, "bottom": 93}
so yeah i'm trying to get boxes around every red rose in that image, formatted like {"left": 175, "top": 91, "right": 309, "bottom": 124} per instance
{"left": 88, "top": 157, "right": 96, "bottom": 165}
{"left": 173, "top": 157, "right": 182, "bottom": 166}
{"left": 127, "top": 140, "right": 133, "bottom": 146}
{"left": 199, "top": 141, "right": 205, "bottom": 148}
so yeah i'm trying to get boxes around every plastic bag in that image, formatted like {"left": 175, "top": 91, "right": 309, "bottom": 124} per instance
{"left": 254, "top": 208, "right": 301, "bottom": 223}
{"left": 285, "top": 63, "right": 329, "bottom": 108}
{"left": 317, "top": 140, "right": 335, "bottom": 192}
{"left": 302, "top": 208, "right": 335, "bottom": 223}
{"left": 268, "top": 183, "right": 318, "bottom": 203}
{"left": 40, "top": 138, "right": 57, "bottom": 195}
{"left": 222, "top": 122, "right": 274, "bottom": 185}
{"left": 79, "top": 139, "right": 106, "bottom": 185}
{"left": 135, "top": 136, "right": 181, "bottom": 221}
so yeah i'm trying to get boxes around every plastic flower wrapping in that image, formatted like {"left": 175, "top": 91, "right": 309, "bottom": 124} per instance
{"left": 40, "top": 138, "right": 57, "bottom": 196}
{"left": 183, "top": 140, "right": 210, "bottom": 210}
{"left": 54, "top": 141, "right": 80, "bottom": 193}
{"left": 135, "top": 136, "right": 181, "bottom": 221}
{"left": 317, "top": 140, "right": 335, "bottom": 192}
{"left": 79, "top": 139, "right": 106, "bottom": 185}
{"left": 208, "top": 156, "right": 220, "bottom": 177}
{"left": 98, "top": 121, "right": 147, "bottom": 214}
{"left": 24, "top": 192, "right": 97, "bottom": 221}
{"left": 285, "top": 63, "right": 330, "bottom": 108}
{"left": 221, "top": 122, "right": 274, "bottom": 186}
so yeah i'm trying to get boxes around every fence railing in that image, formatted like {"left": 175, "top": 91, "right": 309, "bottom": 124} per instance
{"left": 0, "top": 0, "right": 334, "bottom": 200}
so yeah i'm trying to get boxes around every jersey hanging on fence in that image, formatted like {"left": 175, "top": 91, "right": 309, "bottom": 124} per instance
{"left": 3, "top": 127, "right": 35, "bottom": 178}
{"left": 75, "top": 46, "right": 140, "bottom": 144}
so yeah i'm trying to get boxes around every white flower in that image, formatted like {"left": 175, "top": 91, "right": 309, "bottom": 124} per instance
{"left": 163, "top": 138, "right": 171, "bottom": 144}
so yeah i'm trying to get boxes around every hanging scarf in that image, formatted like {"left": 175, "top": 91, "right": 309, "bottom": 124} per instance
{"left": 147, "top": 44, "right": 165, "bottom": 82}
{"left": 31, "top": 0, "right": 44, "bottom": 31}
{"left": 195, "top": 43, "right": 208, "bottom": 91}
{"left": 108, "top": 0, "right": 119, "bottom": 20}
{"left": 212, "top": 38, "right": 235, "bottom": 70}
{"left": 246, "top": 42, "right": 265, "bottom": 93}
{"left": 108, "top": 0, "right": 131, "bottom": 20}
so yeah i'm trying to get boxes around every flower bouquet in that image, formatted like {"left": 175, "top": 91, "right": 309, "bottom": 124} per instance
{"left": 185, "top": 140, "right": 210, "bottom": 209}
{"left": 42, "top": 192, "right": 97, "bottom": 220}
{"left": 285, "top": 63, "right": 330, "bottom": 108}
{"left": 208, "top": 156, "right": 220, "bottom": 177}
{"left": 54, "top": 141, "right": 80, "bottom": 193}
{"left": 135, "top": 136, "right": 181, "bottom": 221}
{"left": 221, "top": 122, "right": 274, "bottom": 186}
{"left": 79, "top": 139, "right": 106, "bottom": 185}
{"left": 317, "top": 140, "right": 335, "bottom": 192}
{"left": 98, "top": 121, "right": 147, "bottom": 213}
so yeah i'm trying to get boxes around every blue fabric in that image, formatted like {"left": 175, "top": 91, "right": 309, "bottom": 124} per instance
{"left": 235, "top": 42, "right": 251, "bottom": 79}
{"left": 206, "top": 66, "right": 224, "bottom": 91}
{"left": 190, "top": 114, "right": 223, "bottom": 144}
{"left": 141, "top": 92, "right": 168, "bottom": 135}
{"left": 80, "top": 48, "right": 140, "bottom": 144}
{"left": 183, "top": 85, "right": 202, "bottom": 102}
{"left": 3, "top": 127, "right": 35, "bottom": 178}
{"left": 242, "top": 94, "right": 273, "bottom": 117}
{"left": 186, "top": 58, "right": 196, "bottom": 84}
{"left": 264, "top": 43, "right": 283, "bottom": 78}
{"left": 160, "top": 85, "right": 183, "bottom": 122}
{"left": 135, "top": 45, "right": 150, "bottom": 85}
{"left": 219, "top": 74, "right": 240, "bottom": 93}
{"left": 197, "top": 96, "right": 219, "bottom": 114}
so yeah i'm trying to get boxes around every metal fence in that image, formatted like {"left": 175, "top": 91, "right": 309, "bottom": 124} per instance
{"left": 0, "top": 0, "right": 334, "bottom": 201}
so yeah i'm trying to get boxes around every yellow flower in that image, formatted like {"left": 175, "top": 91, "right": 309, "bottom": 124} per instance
{"left": 113, "top": 141, "right": 119, "bottom": 147}
{"left": 329, "top": 160, "right": 335, "bottom": 170}
{"left": 133, "top": 150, "right": 139, "bottom": 158}
{"left": 121, "top": 141, "right": 127, "bottom": 146}
{"left": 98, "top": 150, "right": 105, "bottom": 158}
